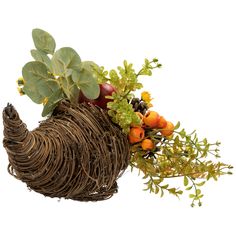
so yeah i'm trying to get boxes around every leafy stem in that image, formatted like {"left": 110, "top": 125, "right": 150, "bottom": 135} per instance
{"left": 188, "top": 177, "right": 203, "bottom": 207}
{"left": 130, "top": 122, "right": 233, "bottom": 206}
{"left": 136, "top": 58, "right": 162, "bottom": 76}
{"left": 97, "top": 58, "right": 162, "bottom": 133}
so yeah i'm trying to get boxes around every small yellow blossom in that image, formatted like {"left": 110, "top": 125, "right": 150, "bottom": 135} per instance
{"left": 141, "top": 91, "right": 152, "bottom": 103}
{"left": 17, "top": 77, "right": 25, "bottom": 86}
{"left": 48, "top": 71, "right": 60, "bottom": 79}
{"left": 141, "top": 91, "right": 153, "bottom": 108}
{"left": 42, "top": 97, "right": 49, "bottom": 105}
{"left": 17, "top": 87, "right": 25, "bottom": 96}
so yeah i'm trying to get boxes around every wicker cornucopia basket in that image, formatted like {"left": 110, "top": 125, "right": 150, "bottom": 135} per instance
{"left": 3, "top": 100, "right": 130, "bottom": 201}
{"left": 3, "top": 28, "right": 232, "bottom": 206}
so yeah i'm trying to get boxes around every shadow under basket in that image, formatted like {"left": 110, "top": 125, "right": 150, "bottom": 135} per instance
{"left": 2, "top": 100, "right": 130, "bottom": 201}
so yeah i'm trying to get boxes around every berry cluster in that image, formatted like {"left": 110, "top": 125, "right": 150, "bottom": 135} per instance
{"left": 130, "top": 98, "right": 148, "bottom": 115}
{"left": 128, "top": 98, "right": 174, "bottom": 151}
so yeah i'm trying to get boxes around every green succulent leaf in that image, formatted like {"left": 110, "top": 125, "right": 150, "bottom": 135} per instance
{"left": 22, "top": 61, "right": 60, "bottom": 104}
{"left": 32, "top": 28, "right": 56, "bottom": 54}
{"left": 107, "top": 96, "right": 139, "bottom": 133}
{"left": 31, "top": 49, "right": 52, "bottom": 71}
{"left": 51, "top": 47, "right": 81, "bottom": 76}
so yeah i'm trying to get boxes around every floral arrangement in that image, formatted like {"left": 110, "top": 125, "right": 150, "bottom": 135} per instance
{"left": 13, "top": 28, "right": 233, "bottom": 206}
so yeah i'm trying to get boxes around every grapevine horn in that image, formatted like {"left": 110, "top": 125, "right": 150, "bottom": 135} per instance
{"left": 2, "top": 101, "right": 130, "bottom": 201}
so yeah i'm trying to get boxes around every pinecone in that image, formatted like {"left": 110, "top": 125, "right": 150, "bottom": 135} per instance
{"left": 130, "top": 98, "right": 148, "bottom": 115}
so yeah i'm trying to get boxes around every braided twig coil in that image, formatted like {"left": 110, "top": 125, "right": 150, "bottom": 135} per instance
{"left": 2, "top": 101, "right": 130, "bottom": 201}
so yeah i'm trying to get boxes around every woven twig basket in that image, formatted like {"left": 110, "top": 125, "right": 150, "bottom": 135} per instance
{"left": 2, "top": 100, "right": 130, "bottom": 201}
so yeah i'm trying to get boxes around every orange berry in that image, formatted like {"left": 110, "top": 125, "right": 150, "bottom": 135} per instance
{"left": 128, "top": 127, "right": 145, "bottom": 144}
{"left": 160, "top": 121, "right": 175, "bottom": 137}
{"left": 141, "top": 139, "right": 155, "bottom": 151}
{"left": 156, "top": 116, "right": 167, "bottom": 129}
{"left": 131, "top": 112, "right": 144, "bottom": 127}
{"left": 143, "top": 111, "right": 160, "bottom": 128}
{"left": 136, "top": 112, "right": 144, "bottom": 120}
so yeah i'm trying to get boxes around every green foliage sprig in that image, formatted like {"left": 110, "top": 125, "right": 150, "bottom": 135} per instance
{"left": 18, "top": 28, "right": 100, "bottom": 116}
{"left": 130, "top": 122, "right": 233, "bottom": 206}
{"left": 95, "top": 59, "right": 162, "bottom": 133}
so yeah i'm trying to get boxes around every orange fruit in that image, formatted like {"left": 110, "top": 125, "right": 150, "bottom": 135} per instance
{"left": 156, "top": 116, "right": 167, "bottom": 129}
{"left": 160, "top": 121, "right": 174, "bottom": 137}
{"left": 141, "top": 139, "right": 155, "bottom": 150}
{"left": 128, "top": 127, "right": 145, "bottom": 144}
{"left": 143, "top": 111, "right": 160, "bottom": 128}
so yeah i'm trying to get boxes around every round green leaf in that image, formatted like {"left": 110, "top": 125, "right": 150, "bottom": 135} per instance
{"left": 72, "top": 70, "right": 99, "bottom": 100}
{"left": 51, "top": 47, "right": 81, "bottom": 76}
{"left": 79, "top": 61, "right": 99, "bottom": 74}
{"left": 22, "top": 61, "right": 60, "bottom": 104}
{"left": 32, "top": 28, "right": 56, "bottom": 54}
{"left": 31, "top": 49, "right": 52, "bottom": 71}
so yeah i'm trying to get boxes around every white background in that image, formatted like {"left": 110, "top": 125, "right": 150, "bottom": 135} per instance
{"left": 0, "top": 0, "right": 236, "bottom": 235}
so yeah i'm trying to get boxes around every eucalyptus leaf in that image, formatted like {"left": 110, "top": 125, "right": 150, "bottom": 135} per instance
{"left": 72, "top": 70, "right": 99, "bottom": 100}
{"left": 59, "top": 76, "right": 79, "bottom": 103}
{"left": 42, "top": 88, "right": 64, "bottom": 117}
{"left": 23, "top": 81, "right": 45, "bottom": 104}
{"left": 32, "top": 28, "right": 56, "bottom": 54}
{"left": 51, "top": 47, "right": 81, "bottom": 76}
{"left": 79, "top": 61, "right": 99, "bottom": 75}
{"left": 22, "top": 61, "right": 60, "bottom": 104}
{"left": 31, "top": 49, "right": 52, "bottom": 71}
